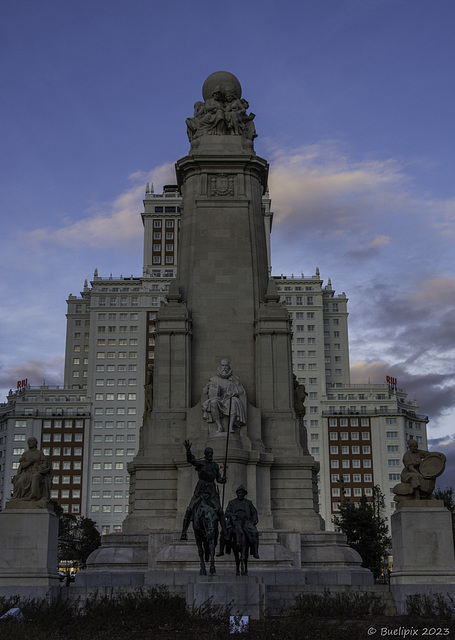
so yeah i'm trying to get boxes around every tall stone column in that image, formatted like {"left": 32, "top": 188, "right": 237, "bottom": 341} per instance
{"left": 175, "top": 135, "right": 269, "bottom": 405}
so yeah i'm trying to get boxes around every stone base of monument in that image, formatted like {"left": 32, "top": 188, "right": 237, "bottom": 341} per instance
{"left": 74, "top": 528, "right": 373, "bottom": 618}
{"left": 389, "top": 499, "right": 455, "bottom": 614}
{"left": 187, "top": 574, "right": 265, "bottom": 619}
{"left": 0, "top": 507, "right": 60, "bottom": 598}
{"left": 390, "top": 500, "right": 455, "bottom": 585}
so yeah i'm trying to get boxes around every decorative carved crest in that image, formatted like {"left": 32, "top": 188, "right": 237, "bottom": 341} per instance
{"left": 210, "top": 174, "right": 234, "bottom": 197}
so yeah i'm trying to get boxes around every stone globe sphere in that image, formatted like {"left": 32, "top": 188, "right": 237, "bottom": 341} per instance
{"left": 202, "top": 71, "right": 242, "bottom": 101}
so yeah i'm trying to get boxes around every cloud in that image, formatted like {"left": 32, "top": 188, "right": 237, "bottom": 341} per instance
{"left": 267, "top": 142, "right": 409, "bottom": 237}
{"left": 351, "top": 277, "right": 455, "bottom": 364}
{"left": 24, "top": 162, "right": 176, "bottom": 249}
{"left": 411, "top": 277, "right": 455, "bottom": 305}
{"left": 345, "top": 234, "right": 391, "bottom": 260}
{"left": 350, "top": 359, "right": 455, "bottom": 432}
{"left": 267, "top": 141, "right": 454, "bottom": 278}
{"left": 0, "top": 357, "right": 64, "bottom": 394}
{"left": 429, "top": 438, "right": 455, "bottom": 491}
{"left": 350, "top": 359, "right": 393, "bottom": 385}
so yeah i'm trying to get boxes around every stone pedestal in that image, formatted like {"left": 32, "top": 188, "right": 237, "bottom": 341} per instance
{"left": 0, "top": 508, "right": 59, "bottom": 595}
{"left": 187, "top": 575, "right": 265, "bottom": 619}
{"left": 391, "top": 500, "right": 455, "bottom": 584}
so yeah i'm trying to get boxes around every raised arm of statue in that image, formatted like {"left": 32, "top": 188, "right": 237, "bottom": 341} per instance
{"left": 183, "top": 440, "right": 195, "bottom": 465}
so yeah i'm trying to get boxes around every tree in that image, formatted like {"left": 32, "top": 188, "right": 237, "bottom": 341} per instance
{"left": 434, "top": 486, "right": 455, "bottom": 513}
{"left": 58, "top": 512, "right": 101, "bottom": 570}
{"left": 333, "top": 485, "right": 391, "bottom": 580}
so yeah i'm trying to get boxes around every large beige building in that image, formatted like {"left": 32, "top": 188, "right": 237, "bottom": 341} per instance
{"left": 0, "top": 186, "right": 428, "bottom": 532}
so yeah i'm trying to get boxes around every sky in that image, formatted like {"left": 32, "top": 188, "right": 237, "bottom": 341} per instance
{"left": 1, "top": 0, "right": 454, "bottom": 484}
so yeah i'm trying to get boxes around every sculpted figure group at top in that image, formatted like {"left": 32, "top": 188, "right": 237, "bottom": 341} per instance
{"left": 186, "top": 85, "right": 257, "bottom": 142}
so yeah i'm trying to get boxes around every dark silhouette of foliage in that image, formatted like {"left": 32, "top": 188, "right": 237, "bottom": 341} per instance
{"left": 434, "top": 486, "right": 455, "bottom": 513}
{"left": 58, "top": 513, "right": 101, "bottom": 569}
{"left": 333, "top": 485, "right": 391, "bottom": 580}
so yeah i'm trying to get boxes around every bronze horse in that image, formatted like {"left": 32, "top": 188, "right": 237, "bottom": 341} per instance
{"left": 223, "top": 515, "right": 250, "bottom": 576}
{"left": 193, "top": 496, "right": 220, "bottom": 575}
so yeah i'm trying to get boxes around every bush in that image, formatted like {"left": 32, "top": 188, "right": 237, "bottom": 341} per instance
{"left": 289, "top": 589, "right": 386, "bottom": 619}
{"left": 405, "top": 593, "right": 454, "bottom": 619}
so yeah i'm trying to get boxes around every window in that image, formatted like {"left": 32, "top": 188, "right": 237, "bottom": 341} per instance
{"left": 362, "top": 446, "right": 371, "bottom": 454}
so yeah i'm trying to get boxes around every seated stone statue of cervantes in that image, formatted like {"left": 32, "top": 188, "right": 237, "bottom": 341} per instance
{"left": 202, "top": 359, "right": 247, "bottom": 433}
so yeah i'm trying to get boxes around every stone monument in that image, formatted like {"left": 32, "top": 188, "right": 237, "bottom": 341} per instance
{"left": 78, "top": 72, "right": 373, "bottom": 616}
{"left": 0, "top": 437, "right": 59, "bottom": 596}
{"left": 390, "top": 439, "right": 455, "bottom": 611}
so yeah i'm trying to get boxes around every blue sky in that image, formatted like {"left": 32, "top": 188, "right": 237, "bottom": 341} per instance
{"left": 1, "top": 0, "right": 454, "bottom": 479}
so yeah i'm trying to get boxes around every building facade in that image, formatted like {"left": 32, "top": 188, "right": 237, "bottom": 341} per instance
{"left": 0, "top": 387, "right": 90, "bottom": 515}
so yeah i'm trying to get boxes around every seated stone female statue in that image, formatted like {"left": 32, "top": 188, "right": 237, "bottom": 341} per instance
{"left": 12, "top": 437, "right": 52, "bottom": 503}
